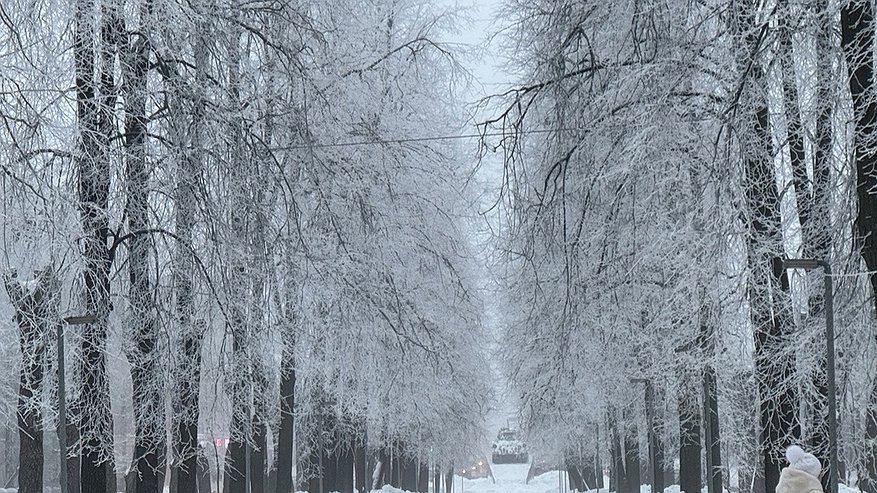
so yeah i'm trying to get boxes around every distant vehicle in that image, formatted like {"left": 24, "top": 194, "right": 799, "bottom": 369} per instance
{"left": 459, "top": 458, "right": 491, "bottom": 479}
{"left": 491, "top": 427, "right": 529, "bottom": 464}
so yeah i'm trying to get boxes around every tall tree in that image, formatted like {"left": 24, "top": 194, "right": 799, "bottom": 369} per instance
{"left": 122, "top": 3, "right": 164, "bottom": 491}
{"left": 74, "top": 0, "right": 117, "bottom": 488}
{"left": 165, "top": 4, "right": 209, "bottom": 492}
{"left": 3, "top": 268, "right": 57, "bottom": 493}
{"left": 842, "top": 2, "right": 877, "bottom": 489}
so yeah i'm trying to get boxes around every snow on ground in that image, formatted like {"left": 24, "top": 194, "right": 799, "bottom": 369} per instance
{"left": 352, "top": 462, "right": 558, "bottom": 493}
{"left": 361, "top": 470, "right": 868, "bottom": 493}
{"left": 460, "top": 463, "right": 559, "bottom": 493}
{"left": 14, "top": 471, "right": 864, "bottom": 493}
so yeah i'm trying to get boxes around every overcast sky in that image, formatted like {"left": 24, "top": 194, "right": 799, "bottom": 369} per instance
{"left": 437, "top": 0, "right": 511, "bottom": 106}
{"left": 435, "top": 0, "right": 527, "bottom": 445}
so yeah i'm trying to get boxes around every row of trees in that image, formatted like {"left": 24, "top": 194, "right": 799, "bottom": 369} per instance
{"left": 489, "top": 1, "right": 877, "bottom": 493}
{"left": 0, "top": 0, "right": 490, "bottom": 492}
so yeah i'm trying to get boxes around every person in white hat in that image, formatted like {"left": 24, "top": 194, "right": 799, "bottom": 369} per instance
{"left": 776, "top": 445, "right": 824, "bottom": 493}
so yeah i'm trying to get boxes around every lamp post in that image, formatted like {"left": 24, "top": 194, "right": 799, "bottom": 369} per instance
{"left": 781, "top": 258, "right": 837, "bottom": 493}
{"left": 59, "top": 314, "right": 96, "bottom": 493}
{"left": 630, "top": 378, "right": 661, "bottom": 493}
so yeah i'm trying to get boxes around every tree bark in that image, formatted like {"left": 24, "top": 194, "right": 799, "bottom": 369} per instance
{"left": 400, "top": 453, "right": 417, "bottom": 492}
{"left": 197, "top": 448, "right": 212, "bottom": 493}
{"left": 732, "top": 3, "right": 799, "bottom": 491}
{"left": 703, "top": 365, "right": 722, "bottom": 493}
{"left": 596, "top": 424, "right": 604, "bottom": 489}
{"left": 4, "top": 269, "right": 56, "bottom": 493}
{"left": 610, "top": 411, "right": 624, "bottom": 493}
{"left": 251, "top": 417, "right": 267, "bottom": 493}
{"left": 123, "top": 8, "right": 164, "bottom": 491}
{"left": 417, "top": 461, "right": 429, "bottom": 493}
{"left": 433, "top": 466, "right": 442, "bottom": 493}
{"left": 444, "top": 464, "right": 453, "bottom": 493}
{"left": 803, "top": 13, "right": 834, "bottom": 489}
{"left": 582, "top": 458, "right": 597, "bottom": 491}
{"left": 336, "top": 444, "right": 354, "bottom": 493}
{"left": 250, "top": 205, "right": 269, "bottom": 493}
{"left": 323, "top": 445, "right": 339, "bottom": 493}
{"left": 374, "top": 448, "right": 390, "bottom": 490}
{"left": 67, "top": 417, "right": 81, "bottom": 493}
{"left": 678, "top": 373, "right": 701, "bottom": 493}
{"left": 566, "top": 454, "right": 584, "bottom": 492}
{"left": 276, "top": 355, "right": 295, "bottom": 493}
{"left": 74, "top": 0, "right": 117, "bottom": 487}
{"left": 623, "top": 427, "right": 640, "bottom": 493}
{"left": 842, "top": 2, "right": 877, "bottom": 491}
{"left": 354, "top": 441, "right": 366, "bottom": 493}
{"left": 224, "top": 17, "right": 251, "bottom": 493}
{"left": 168, "top": 7, "right": 207, "bottom": 493}
{"left": 702, "top": 312, "right": 722, "bottom": 493}
{"left": 390, "top": 446, "right": 401, "bottom": 489}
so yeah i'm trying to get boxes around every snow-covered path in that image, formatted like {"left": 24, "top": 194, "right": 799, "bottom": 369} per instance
{"left": 455, "top": 463, "right": 562, "bottom": 493}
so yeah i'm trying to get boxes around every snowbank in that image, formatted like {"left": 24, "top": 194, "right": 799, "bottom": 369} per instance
{"left": 582, "top": 482, "right": 863, "bottom": 493}
{"left": 841, "top": 484, "right": 862, "bottom": 493}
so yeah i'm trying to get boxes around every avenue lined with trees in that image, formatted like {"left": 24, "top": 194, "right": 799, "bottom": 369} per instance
{"left": 5, "top": 1, "right": 877, "bottom": 493}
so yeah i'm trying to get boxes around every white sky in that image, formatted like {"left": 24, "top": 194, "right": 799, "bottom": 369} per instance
{"left": 435, "top": 0, "right": 524, "bottom": 446}
{"left": 437, "top": 0, "right": 511, "bottom": 108}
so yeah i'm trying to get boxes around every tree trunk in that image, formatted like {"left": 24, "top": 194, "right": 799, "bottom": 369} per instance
{"left": 226, "top": 438, "right": 247, "bottom": 493}
{"left": 250, "top": 208, "right": 269, "bottom": 493}
{"left": 623, "top": 429, "right": 640, "bottom": 493}
{"left": 17, "top": 329, "right": 44, "bottom": 493}
{"left": 67, "top": 417, "right": 81, "bottom": 493}
{"left": 678, "top": 373, "right": 701, "bottom": 493}
{"left": 400, "top": 453, "right": 418, "bottom": 492}
{"left": 582, "top": 458, "right": 597, "bottom": 491}
{"left": 566, "top": 455, "right": 584, "bottom": 493}
{"left": 596, "top": 425, "right": 604, "bottom": 489}
{"left": 251, "top": 394, "right": 267, "bottom": 493}
{"left": 802, "top": 14, "right": 834, "bottom": 489}
{"left": 323, "top": 447, "right": 338, "bottom": 493}
{"left": 168, "top": 7, "right": 206, "bottom": 493}
{"left": 276, "top": 357, "right": 295, "bottom": 493}
{"left": 752, "top": 189, "right": 798, "bottom": 493}
{"left": 4, "top": 269, "right": 56, "bottom": 493}
{"left": 433, "top": 466, "right": 442, "bottom": 493}
{"left": 610, "top": 412, "right": 624, "bottom": 493}
{"left": 307, "top": 451, "right": 320, "bottom": 493}
{"left": 842, "top": 2, "right": 877, "bottom": 491}
{"left": 123, "top": 9, "right": 164, "bottom": 491}
{"left": 444, "top": 464, "right": 453, "bottom": 493}
{"left": 417, "top": 461, "right": 429, "bottom": 493}
{"left": 225, "top": 17, "right": 251, "bottom": 493}
{"left": 171, "top": 323, "right": 204, "bottom": 493}
{"left": 374, "top": 448, "right": 390, "bottom": 490}
{"left": 390, "top": 447, "right": 401, "bottom": 489}
{"left": 732, "top": 4, "right": 799, "bottom": 491}
{"left": 74, "top": 0, "right": 117, "bottom": 487}
{"left": 703, "top": 365, "right": 722, "bottom": 493}
{"left": 646, "top": 384, "right": 664, "bottom": 493}
{"left": 197, "top": 448, "right": 212, "bottom": 493}
{"left": 702, "top": 312, "right": 722, "bottom": 493}
{"left": 354, "top": 442, "right": 366, "bottom": 493}
{"left": 336, "top": 444, "right": 354, "bottom": 493}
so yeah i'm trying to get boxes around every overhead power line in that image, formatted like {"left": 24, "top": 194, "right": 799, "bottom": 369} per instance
{"left": 271, "top": 127, "right": 587, "bottom": 151}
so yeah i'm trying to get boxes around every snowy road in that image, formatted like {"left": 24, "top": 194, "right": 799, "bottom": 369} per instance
{"left": 454, "top": 463, "right": 562, "bottom": 493}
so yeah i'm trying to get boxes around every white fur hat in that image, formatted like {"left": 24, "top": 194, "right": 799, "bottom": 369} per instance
{"left": 786, "top": 445, "right": 822, "bottom": 478}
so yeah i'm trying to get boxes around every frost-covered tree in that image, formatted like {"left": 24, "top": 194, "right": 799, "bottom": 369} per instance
{"left": 487, "top": 1, "right": 865, "bottom": 493}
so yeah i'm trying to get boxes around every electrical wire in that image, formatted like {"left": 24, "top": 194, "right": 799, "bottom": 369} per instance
{"left": 271, "top": 127, "right": 587, "bottom": 151}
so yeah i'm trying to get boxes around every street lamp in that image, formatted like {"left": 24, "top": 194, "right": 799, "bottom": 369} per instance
{"left": 59, "top": 314, "right": 96, "bottom": 493}
{"left": 781, "top": 258, "right": 837, "bottom": 493}
{"left": 630, "top": 378, "right": 662, "bottom": 493}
